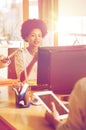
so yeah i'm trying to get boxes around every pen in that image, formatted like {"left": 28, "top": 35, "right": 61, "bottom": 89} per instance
{"left": 20, "top": 83, "right": 29, "bottom": 95}
{"left": 12, "top": 87, "right": 19, "bottom": 95}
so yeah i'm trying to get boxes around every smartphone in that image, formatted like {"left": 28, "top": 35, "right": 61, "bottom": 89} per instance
{"left": 34, "top": 91, "right": 69, "bottom": 120}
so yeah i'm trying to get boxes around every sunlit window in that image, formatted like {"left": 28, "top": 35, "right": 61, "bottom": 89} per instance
{"left": 58, "top": 0, "right": 86, "bottom": 46}
{"left": 29, "top": 0, "right": 38, "bottom": 19}
{"left": 0, "top": 0, "right": 23, "bottom": 41}
{"left": 58, "top": 16, "right": 86, "bottom": 46}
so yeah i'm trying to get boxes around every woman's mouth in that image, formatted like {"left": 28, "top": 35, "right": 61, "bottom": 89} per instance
{"left": 34, "top": 41, "right": 40, "bottom": 45}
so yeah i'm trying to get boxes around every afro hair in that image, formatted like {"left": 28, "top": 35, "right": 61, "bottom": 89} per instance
{"left": 21, "top": 19, "right": 47, "bottom": 42}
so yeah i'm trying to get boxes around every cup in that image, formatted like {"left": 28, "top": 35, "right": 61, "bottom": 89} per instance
{"left": 15, "top": 92, "right": 30, "bottom": 108}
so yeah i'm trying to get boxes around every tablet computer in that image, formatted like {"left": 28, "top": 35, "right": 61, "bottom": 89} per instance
{"left": 34, "top": 91, "right": 69, "bottom": 120}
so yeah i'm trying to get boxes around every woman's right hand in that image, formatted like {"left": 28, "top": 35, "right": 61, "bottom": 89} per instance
{"left": 0, "top": 55, "right": 11, "bottom": 68}
{"left": 45, "top": 102, "right": 60, "bottom": 129}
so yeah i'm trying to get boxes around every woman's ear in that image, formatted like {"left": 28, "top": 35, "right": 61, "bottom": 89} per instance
{"left": 25, "top": 37, "right": 28, "bottom": 42}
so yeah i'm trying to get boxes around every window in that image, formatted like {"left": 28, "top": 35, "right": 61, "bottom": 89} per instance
{"left": 0, "top": 0, "right": 23, "bottom": 41}
{"left": 58, "top": 0, "right": 86, "bottom": 46}
{"left": 58, "top": 16, "right": 86, "bottom": 46}
{"left": 29, "top": 0, "right": 54, "bottom": 46}
{"left": 29, "top": 0, "right": 38, "bottom": 19}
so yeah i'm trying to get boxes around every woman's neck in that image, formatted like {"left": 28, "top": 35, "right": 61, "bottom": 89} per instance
{"left": 27, "top": 46, "right": 38, "bottom": 56}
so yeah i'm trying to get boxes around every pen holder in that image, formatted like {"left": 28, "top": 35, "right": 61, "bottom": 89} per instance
{"left": 12, "top": 82, "right": 32, "bottom": 108}
{"left": 15, "top": 92, "right": 30, "bottom": 108}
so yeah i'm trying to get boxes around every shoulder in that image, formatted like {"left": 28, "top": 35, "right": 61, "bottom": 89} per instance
{"left": 15, "top": 48, "right": 28, "bottom": 56}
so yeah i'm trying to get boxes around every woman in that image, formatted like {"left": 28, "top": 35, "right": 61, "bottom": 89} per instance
{"left": 15, "top": 19, "right": 47, "bottom": 82}
{"left": 45, "top": 77, "right": 86, "bottom": 130}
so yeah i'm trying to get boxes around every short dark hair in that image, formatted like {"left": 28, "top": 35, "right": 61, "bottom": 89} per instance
{"left": 21, "top": 19, "right": 47, "bottom": 42}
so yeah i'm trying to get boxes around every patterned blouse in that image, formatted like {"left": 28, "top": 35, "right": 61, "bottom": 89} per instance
{"left": 14, "top": 48, "right": 37, "bottom": 82}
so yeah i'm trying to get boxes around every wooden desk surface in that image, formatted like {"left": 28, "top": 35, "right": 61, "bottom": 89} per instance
{"left": 0, "top": 85, "right": 54, "bottom": 130}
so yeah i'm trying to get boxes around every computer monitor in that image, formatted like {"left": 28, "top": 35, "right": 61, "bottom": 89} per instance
{"left": 37, "top": 45, "right": 86, "bottom": 94}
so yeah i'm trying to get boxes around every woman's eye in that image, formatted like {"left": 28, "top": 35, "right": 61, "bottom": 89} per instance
{"left": 31, "top": 34, "right": 42, "bottom": 38}
{"left": 38, "top": 35, "right": 42, "bottom": 37}
{"left": 31, "top": 34, "right": 35, "bottom": 37}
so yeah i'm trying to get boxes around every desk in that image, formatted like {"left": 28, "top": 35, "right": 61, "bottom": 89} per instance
{"left": 0, "top": 85, "right": 54, "bottom": 130}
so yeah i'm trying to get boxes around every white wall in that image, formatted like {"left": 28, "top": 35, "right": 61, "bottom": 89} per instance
{"left": 59, "top": 0, "right": 86, "bottom": 16}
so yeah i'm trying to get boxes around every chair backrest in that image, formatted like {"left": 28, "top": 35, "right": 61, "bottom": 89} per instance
{"left": 8, "top": 48, "right": 17, "bottom": 79}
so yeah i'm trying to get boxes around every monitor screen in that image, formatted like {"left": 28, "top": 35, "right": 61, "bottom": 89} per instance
{"left": 37, "top": 45, "right": 86, "bottom": 94}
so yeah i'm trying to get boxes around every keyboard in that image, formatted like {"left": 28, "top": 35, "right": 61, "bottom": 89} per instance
{"left": 30, "top": 84, "right": 49, "bottom": 91}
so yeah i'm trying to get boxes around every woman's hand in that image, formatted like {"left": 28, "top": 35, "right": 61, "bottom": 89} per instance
{"left": 0, "top": 55, "right": 11, "bottom": 68}
{"left": 45, "top": 102, "right": 60, "bottom": 129}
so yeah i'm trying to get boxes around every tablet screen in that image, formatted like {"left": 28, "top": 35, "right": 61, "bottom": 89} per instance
{"left": 39, "top": 94, "right": 68, "bottom": 115}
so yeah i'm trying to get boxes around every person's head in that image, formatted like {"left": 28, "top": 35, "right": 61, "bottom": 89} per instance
{"left": 21, "top": 19, "right": 47, "bottom": 47}
{"left": 68, "top": 77, "right": 86, "bottom": 128}
{"left": 69, "top": 77, "right": 86, "bottom": 109}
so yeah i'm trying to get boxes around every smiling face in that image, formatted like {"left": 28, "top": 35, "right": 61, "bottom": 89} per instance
{"left": 26, "top": 28, "right": 43, "bottom": 48}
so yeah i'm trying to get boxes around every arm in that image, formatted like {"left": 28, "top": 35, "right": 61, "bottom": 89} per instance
{"left": 45, "top": 102, "right": 60, "bottom": 129}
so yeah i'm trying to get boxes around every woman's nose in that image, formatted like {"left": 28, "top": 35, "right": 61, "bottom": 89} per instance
{"left": 35, "top": 35, "right": 39, "bottom": 39}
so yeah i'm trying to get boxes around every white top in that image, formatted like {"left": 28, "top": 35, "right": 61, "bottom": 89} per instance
{"left": 14, "top": 48, "right": 37, "bottom": 82}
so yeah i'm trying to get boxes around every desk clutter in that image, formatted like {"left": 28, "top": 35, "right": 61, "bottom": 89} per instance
{"left": 12, "top": 82, "right": 41, "bottom": 108}
{"left": 12, "top": 82, "right": 31, "bottom": 108}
